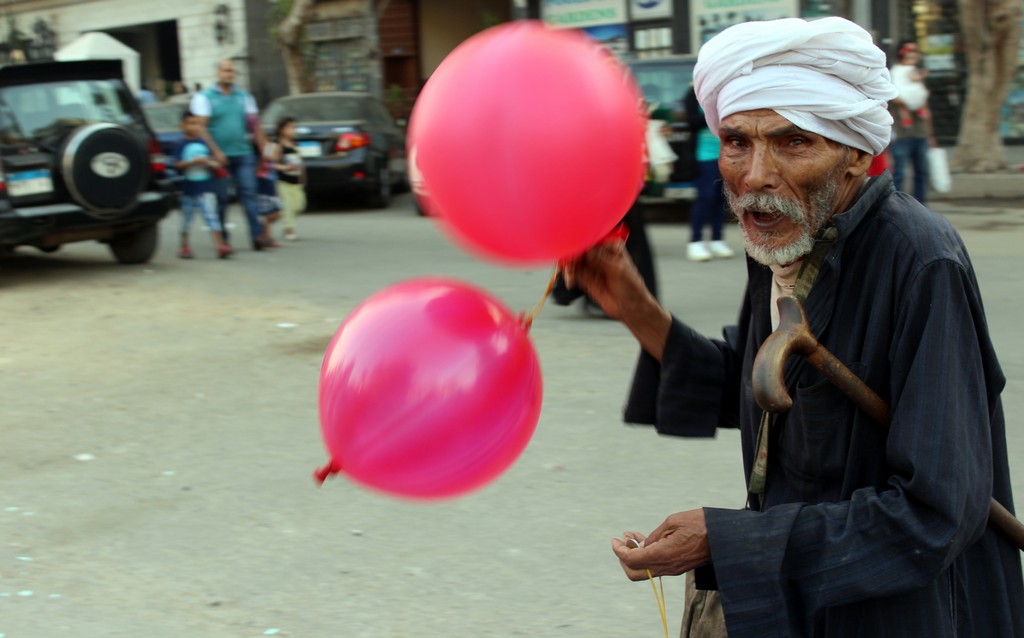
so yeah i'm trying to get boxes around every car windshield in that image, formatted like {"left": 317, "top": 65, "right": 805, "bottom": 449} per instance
{"left": 0, "top": 79, "right": 136, "bottom": 144}
{"left": 262, "top": 96, "right": 366, "bottom": 125}
{"left": 143, "top": 104, "right": 184, "bottom": 132}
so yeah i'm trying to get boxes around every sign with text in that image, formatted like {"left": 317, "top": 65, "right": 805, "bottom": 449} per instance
{"left": 690, "top": 0, "right": 798, "bottom": 52}
{"left": 543, "top": 0, "right": 628, "bottom": 29}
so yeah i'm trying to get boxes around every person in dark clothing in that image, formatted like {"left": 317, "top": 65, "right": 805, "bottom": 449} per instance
{"left": 685, "top": 85, "right": 734, "bottom": 262}
{"left": 562, "top": 17, "right": 1023, "bottom": 637}
{"left": 552, "top": 97, "right": 668, "bottom": 314}
{"left": 551, "top": 200, "right": 657, "bottom": 316}
{"left": 888, "top": 40, "right": 935, "bottom": 203}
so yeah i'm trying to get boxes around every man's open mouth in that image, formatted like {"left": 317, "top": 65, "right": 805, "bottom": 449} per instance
{"left": 747, "top": 209, "right": 787, "bottom": 230}
{"left": 750, "top": 210, "right": 781, "bottom": 222}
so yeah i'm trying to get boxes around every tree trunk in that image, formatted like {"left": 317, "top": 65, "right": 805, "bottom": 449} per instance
{"left": 954, "top": 0, "right": 1023, "bottom": 172}
{"left": 278, "top": 0, "right": 317, "bottom": 95}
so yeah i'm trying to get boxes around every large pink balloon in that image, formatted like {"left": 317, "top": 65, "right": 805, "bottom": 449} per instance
{"left": 318, "top": 278, "right": 543, "bottom": 500}
{"left": 409, "top": 21, "right": 646, "bottom": 266}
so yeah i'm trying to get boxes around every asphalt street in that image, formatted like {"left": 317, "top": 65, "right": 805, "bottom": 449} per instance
{"left": 2, "top": 192, "right": 1022, "bottom": 637}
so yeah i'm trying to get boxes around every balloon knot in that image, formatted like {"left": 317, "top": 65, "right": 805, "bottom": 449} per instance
{"left": 602, "top": 222, "right": 630, "bottom": 245}
{"left": 313, "top": 459, "right": 342, "bottom": 486}
{"left": 518, "top": 311, "right": 534, "bottom": 332}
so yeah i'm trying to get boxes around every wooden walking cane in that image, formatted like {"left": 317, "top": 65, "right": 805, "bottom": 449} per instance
{"left": 752, "top": 295, "right": 1024, "bottom": 551}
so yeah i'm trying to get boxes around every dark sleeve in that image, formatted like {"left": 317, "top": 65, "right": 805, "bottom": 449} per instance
{"left": 550, "top": 272, "right": 584, "bottom": 306}
{"left": 684, "top": 88, "right": 707, "bottom": 133}
{"left": 623, "top": 315, "right": 742, "bottom": 437}
{"left": 704, "top": 260, "right": 997, "bottom": 636}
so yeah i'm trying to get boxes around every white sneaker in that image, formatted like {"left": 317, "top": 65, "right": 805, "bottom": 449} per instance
{"left": 709, "top": 240, "right": 735, "bottom": 258}
{"left": 687, "top": 241, "right": 712, "bottom": 262}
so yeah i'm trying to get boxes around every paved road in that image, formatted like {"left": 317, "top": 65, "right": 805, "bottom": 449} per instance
{"left": 2, "top": 193, "right": 1021, "bottom": 637}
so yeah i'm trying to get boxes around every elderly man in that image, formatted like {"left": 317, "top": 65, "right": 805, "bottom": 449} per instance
{"left": 565, "top": 17, "right": 1023, "bottom": 637}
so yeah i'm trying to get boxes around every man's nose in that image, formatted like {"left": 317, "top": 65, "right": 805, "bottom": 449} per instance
{"left": 744, "top": 147, "right": 780, "bottom": 192}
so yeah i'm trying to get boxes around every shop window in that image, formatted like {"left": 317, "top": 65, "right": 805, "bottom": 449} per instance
{"left": 633, "top": 26, "right": 672, "bottom": 59}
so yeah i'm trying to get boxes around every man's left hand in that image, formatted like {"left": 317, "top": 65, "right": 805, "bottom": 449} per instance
{"left": 611, "top": 509, "right": 711, "bottom": 581}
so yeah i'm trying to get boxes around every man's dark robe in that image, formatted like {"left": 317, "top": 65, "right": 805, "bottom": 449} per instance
{"left": 625, "top": 173, "right": 1024, "bottom": 636}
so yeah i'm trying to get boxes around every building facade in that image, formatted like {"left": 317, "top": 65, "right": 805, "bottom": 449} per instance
{"left": 0, "top": 0, "right": 512, "bottom": 116}
{"left": 0, "top": 0, "right": 252, "bottom": 98}
{"left": 524, "top": 0, "right": 1023, "bottom": 143}
{"left": 2, "top": 0, "right": 1016, "bottom": 140}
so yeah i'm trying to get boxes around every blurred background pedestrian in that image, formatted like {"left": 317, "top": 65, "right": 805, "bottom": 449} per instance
{"left": 255, "top": 139, "right": 283, "bottom": 248}
{"left": 174, "top": 111, "right": 231, "bottom": 259}
{"left": 167, "top": 80, "right": 191, "bottom": 104}
{"left": 684, "top": 85, "right": 733, "bottom": 262}
{"left": 189, "top": 59, "right": 268, "bottom": 251}
{"left": 271, "top": 116, "right": 307, "bottom": 242}
{"left": 888, "top": 40, "right": 935, "bottom": 203}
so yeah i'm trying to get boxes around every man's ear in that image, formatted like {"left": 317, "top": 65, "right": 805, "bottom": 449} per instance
{"left": 846, "top": 147, "right": 875, "bottom": 177}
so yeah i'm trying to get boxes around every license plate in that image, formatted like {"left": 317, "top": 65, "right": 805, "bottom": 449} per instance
{"left": 8, "top": 169, "right": 54, "bottom": 197}
{"left": 297, "top": 142, "right": 322, "bottom": 158}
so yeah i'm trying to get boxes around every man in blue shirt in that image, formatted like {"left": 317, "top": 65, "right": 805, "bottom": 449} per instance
{"left": 190, "top": 59, "right": 268, "bottom": 250}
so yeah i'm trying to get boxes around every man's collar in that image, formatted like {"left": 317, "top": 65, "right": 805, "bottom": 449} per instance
{"left": 831, "top": 172, "right": 894, "bottom": 237}
{"left": 808, "top": 172, "right": 894, "bottom": 278}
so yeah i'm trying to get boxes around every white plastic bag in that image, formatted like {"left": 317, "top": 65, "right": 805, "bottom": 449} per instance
{"left": 928, "top": 147, "right": 952, "bottom": 193}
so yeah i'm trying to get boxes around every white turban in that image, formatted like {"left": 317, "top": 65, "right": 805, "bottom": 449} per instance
{"left": 693, "top": 17, "right": 898, "bottom": 155}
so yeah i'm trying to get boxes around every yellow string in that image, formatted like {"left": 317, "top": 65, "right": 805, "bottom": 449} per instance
{"left": 520, "top": 267, "right": 559, "bottom": 331}
{"left": 646, "top": 569, "right": 669, "bottom": 638}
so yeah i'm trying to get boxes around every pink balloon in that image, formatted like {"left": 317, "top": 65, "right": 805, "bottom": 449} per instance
{"left": 407, "top": 142, "right": 437, "bottom": 217}
{"left": 318, "top": 278, "right": 543, "bottom": 500}
{"left": 409, "top": 21, "right": 646, "bottom": 266}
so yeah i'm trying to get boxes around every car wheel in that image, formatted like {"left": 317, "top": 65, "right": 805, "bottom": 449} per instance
{"left": 366, "top": 166, "right": 391, "bottom": 209}
{"left": 61, "top": 123, "right": 149, "bottom": 215}
{"left": 108, "top": 223, "right": 158, "bottom": 264}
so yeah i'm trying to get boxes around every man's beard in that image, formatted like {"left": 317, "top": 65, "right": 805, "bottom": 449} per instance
{"left": 725, "top": 166, "right": 842, "bottom": 266}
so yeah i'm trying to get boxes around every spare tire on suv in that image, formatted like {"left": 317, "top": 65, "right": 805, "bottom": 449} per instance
{"left": 61, "top": 123, "right": 149, "bottom": 214}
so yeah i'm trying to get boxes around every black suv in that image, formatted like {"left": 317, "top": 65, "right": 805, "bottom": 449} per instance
{"left": 0, "top": 60, "right": 175, "bottom": 264}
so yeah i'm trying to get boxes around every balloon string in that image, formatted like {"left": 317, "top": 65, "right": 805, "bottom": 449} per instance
{"left": 646, "top": 570, "right": 669, "bottom": 638}
{"left": 520, "top": 267, "right": 560, "bottom": 331}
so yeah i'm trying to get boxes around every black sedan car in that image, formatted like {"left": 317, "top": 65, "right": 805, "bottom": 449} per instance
{"left": 142, "top": 102, "right": 185, "bottom": 179}
{"left": 260, "top": 92, "right": 407, "bottom": 208}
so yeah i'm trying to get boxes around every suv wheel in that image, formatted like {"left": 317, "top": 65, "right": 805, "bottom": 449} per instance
{"left": 108, "top": 223, "right": 158, "bottom": 264}
{"left": 61, "top": 123, "right": 149, "bottom": 214}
